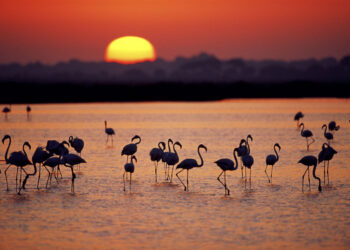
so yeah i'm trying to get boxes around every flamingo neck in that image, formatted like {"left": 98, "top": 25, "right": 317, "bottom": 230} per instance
{"left": 168, "top": 140, "right": 173, "bottom": 153}
{"left": 135, "top": 137, "right": 141, "bottom": 145}
{"left": 197, "top": 146, "right": 204, "bottom": 167}
{"left": 323, "top": 125, "right": 327, "bottom": 135}
{"left": 4, "top": 137, "right": 11, "bottom": 163}
{"left": 246, "top": 140, "right": 250, "bottom": 155}
{"left": 274, "top": 145, "right": 279, "bottom": 162}
{"left": 233, "top": 149, "right": 238, "bottom": 170}
{"left": 300, "top": 124, "right": 304, "bottom": 134}
{"left": 312, "top": 164, "right": 322, "bottom": 192}
{"left": 22, "top": 143, "right": 29, "bottom": 159}
{"left": 173, "top": 144, "right": 179, "bottom": 157}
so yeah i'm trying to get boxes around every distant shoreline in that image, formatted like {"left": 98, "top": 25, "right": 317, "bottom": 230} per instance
{"left": 1, "top": 81, "right": 350, "bottom": 104}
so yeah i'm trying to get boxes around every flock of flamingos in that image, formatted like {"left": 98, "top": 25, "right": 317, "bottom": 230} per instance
{"left": 0, "top": 106, "right": 341, "bottom": 195}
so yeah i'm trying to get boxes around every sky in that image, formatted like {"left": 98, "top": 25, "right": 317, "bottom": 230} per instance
{"left": 1, "top": 0, "right": 350, "bottom": 64}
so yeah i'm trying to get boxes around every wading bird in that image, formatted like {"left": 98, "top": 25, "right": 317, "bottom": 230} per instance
{"left": 166, "top": 141, "right": 182, "bottom": 182}
{"left": 298, "top": 155, "right": 322, "bottom": 192}
{"left": 176, "top": 144, "right": 207, "bottom": 191}
{"left": 2, "top": 105, "right": 11, "bottom": 119}
{"left": 328, "top": 121, "right": 340, "bottom": 132}
{"left": 265, "top": 143, "right": 281, "bottom": 183}
{"left": 149, "top": 141, "right": 166, "bottom": 182}
{"left": 299, "top": 123, "right": 315, "bottom": 151}
{"left": 237, "top": 135, "right": 253, "bottom": 178}
{"left": 2, "top": 135, "right": 32, "bottom": 194}
{"left": 123, "top": 155, "right": 137, "bottom": 192}
{"left": 162, "top": 139, "right": 173, "bottom": 180}
{"left": 46, "top": 140, "right": 69, "bottom": 178}
{"left": 22, "top": 146, "right": 51, "bottom": 190}
{"left": 69, "top": 136, "right": 84, "bottom": 170}
{"left": 43, "top": 156, "right": 61, "bottom": 188}
{"left": 294, "top": 111, "right": 304, "bottom": 129}
{"left": 61, "top": 153, "right": 86, "bottom": 193}
{"left": 26, "top": 105, "right": 31, "bottom": 119}
{"left": 104, "top": 121, "right": 115, "bottom": 144}
{"left": 214, "top": 147, "right": 239, "bottom": 195}
{"left": 318, "top": 143, "right": 337, "bottom": 185}
{"left": 322, "top": 124, "right": 333, "bottom": 144}
{"left": 242, "top": 145, "right": 254, "bottom": 184}
{"left": 121, "top": 135, "right": 141, "bottom": 163}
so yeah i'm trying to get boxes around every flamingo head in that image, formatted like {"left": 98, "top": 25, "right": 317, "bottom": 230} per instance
{"left": 131, "top": 155, "right": 137, "bottom": 163}
{"left": 174, "top": 141, "right": 182, "bottom": 149}
{"left": 132, "top": 135, "right": 141, "bottom": 142}
{"left": 23, "top": 141, "right": 31, "bottom": 150}
{"left": 159, "top": 141, "right": 166, "bottom": 150}
{"left": 69, "top": 136, "right": 73, "bottom": 144}
{"left": 275, "top": 143, "right": 281, "bottom": 151}
{"left": 322, "top": 124, "right": 327, "bottom": 130}
{"left": 247, "top": 134, "right": 253, "bottom": 142}
{"left": 2, "top": 134, "right": 10, "bottom": 144}
{"left": 199, "top": 144, "right": 207, "bottom": 152}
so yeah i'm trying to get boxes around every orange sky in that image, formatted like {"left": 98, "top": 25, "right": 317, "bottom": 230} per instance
{"left": 1, "top": 0, "right": 350, "bottom": 63}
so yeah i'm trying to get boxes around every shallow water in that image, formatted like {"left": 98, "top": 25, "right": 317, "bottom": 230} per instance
{"left": 0, "top": 99, "right": 350, "bottom": 249}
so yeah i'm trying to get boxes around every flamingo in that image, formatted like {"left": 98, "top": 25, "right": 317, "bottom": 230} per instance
{"left": 322, "top": 124, "right": 333, "bottom": 144}
{"left": 237, "top": 135, "right": 253, "bottom": 178}
{"left": 42, "top": 157, "right": 61, "bottom": 188}
{"left": 299, "top": 123, "right": 315, "bottom": 151}
{"left": 318, "top": 143, "right": 337, "bottom": 185}
{"left": 265, "top": 143, "right": 281, "bottom": 183}
{"left": 121, "top": 135, "right": 141, "bottom": 163}
{"left": 214, "top": 147, "right": 239, "bottom": 195}
{"left": 294, "top": 111, "right": 304, "bottom": 129}
{"left": 123, "top": 155, "right": 137, "bottom": 192}
{"left": 2, "top": 135, "right": 32, "bottom": 194}
{"left": 2, "top": 105, "right": 11, "bottom": 119}
{"left": 149, "top": 141, "right": 166, "bottom": 182}
{"left": 166, "top": 141, "right": 182, "bottom": 183}
{"left": 161, "top": 139, "right": 173, "bottom": 180}
{"left": 176, "top": 144, "right": 207, "bottom": 191}
{"left": 69, "top": 136, "right": 84, "bottom": 170}
{"left": 61, "top": 153, "right": 86, "bottom": 193}
{"left": 298, "top": 155, "right": 322, "bottom": 192}
{"left": 104, "top": 121, "right": 115, "bottom": 143}
{"left": 46, "top": 140, "right": 69, "bottom": 178}
{"left": 26, "top": 105, "right": 31, "bottom": 119}
{"left": 328, "top": 121, "right": 340, "bottom": 132}
{"left": 22, "top": 146, "right": 51, "bottom": 190}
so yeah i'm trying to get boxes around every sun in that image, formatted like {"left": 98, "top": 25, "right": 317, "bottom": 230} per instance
{"left": 105, "top": 36, "right": 156, "bottom": 64}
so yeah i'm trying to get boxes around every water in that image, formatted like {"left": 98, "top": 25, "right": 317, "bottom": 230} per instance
{"left": 0, "top": 99, "right": 350, "bottom": 249}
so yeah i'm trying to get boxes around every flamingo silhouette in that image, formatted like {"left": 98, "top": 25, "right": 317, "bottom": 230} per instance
{"left": 104, "top": 121, "right": 115, "bottom": 144}
{"left": 61, "top": 153, "right": 86, "bottom": 193}
{"left": 322, "top": 124, "right": 333, "bottom": 144}
{"left": 298, "top": 155, "right": 322, "bottom": 192}
{"left": 121, "top": 135, "right": 141, "bottom": 163}
{"left": 214, "top": 147, "right": 239, "bottom": 195}
{"left": 43, "top": 156, "right": 61, "bottom": 188}
{"left": 149, "top": 141, "right": 166, "bottom": 182}
{"left": 318, "top": 143, "right": 337, "bottom": 185}
{"left": 26, "top": 105, "right": 31, "bottom": 120}
{"left": 161, "top": 139, "right": 173, "bottom": 180}
{"left": 166, "top": 141, "right": 182, "bottom": 182}
{"left": 265, "top": 143, "right": 281, "bottom": 183}
{"left": 294, "top": 111, "right": 304, "bottom": 129}
{"left": 2, "top": 135, "right": 32, "bottom": 194}
{"left": 46, "top": 140, "right": 69, "bottom": 178}
{"left": 2, "top": 105, "right": 11, "bottom": 119}
{"left": 299, "top": 123, "right": 315, "bottom": 151}
{"left": 176, "top": 144, "right": 207, "bottom": 191}
{"left": 328, "top": 121, "right": 340, "bottom": 132}
{"left": 69, "top": 136, "right": 84, "bottom": 170}
{"left": 22, "top": 146, "right": 51, "bottom": 190}
{"left": 123, "top": 155, "right": 137, "bottom": 192}
{"left": 237, "top": 135, "right": 253, "bottom": 178}
{"left": 241, "top": 138, "right": 254, "bottom": 183}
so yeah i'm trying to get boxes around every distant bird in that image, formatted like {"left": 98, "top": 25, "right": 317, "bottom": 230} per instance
{"left": 318, "top": 143, "right": 337, "bottom": 185}
{"left": 26, "top": 105, "right": 31, "bottom": 119}
{"left": 22, "top": 146, "right": 51, "bottom": 190}
{"left": 265, "top": 143, "right": 281, "bottom": 183}
{"left": 294, "top": 112, "right": 304, "bottom": 129}
{"left": 176, "top": 144, "right": 207, "bottom": 191}
{"left": 322, "top": 124, "right": 333, "bottom": 144}
{"left": 61, "top": 153, "right": 86, "bottom": 193}
{"left": 123, "top": 155, "right": 137, "bottom": 192}
{"left": 121, "top": 135, "right": 141, "bottom": 163}
{"left": 2, "top": 135, "right": 32, "bottom": 194}
{"left": 237, "top": 134, "right": 253, "bottom": 178}
{"left": 214, "top": 147, "right": 239, "bottom": 195}
{"left": 328, "top": 121, "right": 340, "bottom": 132}
{"left": 298, "top": 155, "right": 322, "bottom": 192}
{"left": 2, "top": 105, "right": 11, "bottom": 119}
{"left": 166, "top": 141, "right": 182, "bottom": 183}
{"left": 149, "top": 141, "right": 166, "bottom": 182}
{"left": 299, "top": 123, "right": 315, "bottom": 151}
{"left": 104, "top": 121, "right": 115, "bottom": 143}
{"left": 162, "top": 139, "right": 173, "bottom": 180}
{"left": 43, "top": 157, "right": 61, "bottom": 188}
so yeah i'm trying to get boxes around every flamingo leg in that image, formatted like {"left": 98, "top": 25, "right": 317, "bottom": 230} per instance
{"left": 130, "top": 173, "right": 132, "bottom": 192}
{"left": 163, "top": 163, "right": 167, "bottom": 180}
{"left": 4, "top": 164, "right": 12, "bottom": 191}
{"left": 306, "top": 138, "right": 309, "bottom": 151}
{"left": 186, "top": 169, "right": 189, "bottom": 191}
{"left": 18, "top": 168, "right": 23, "bottom": 195}
{"left": 327, "top": 161, "right": 330, "bottom": 185}
{"left": 307, "top": 167, "right": 311, "bottom": 190}
{"left": 154, "top": 162, "right": 158, "bottom": 183}
{"left": 249, "top": 168, "right": 252, "bottom": 182}
{"left": 123, "top": 171, "right": 126, "bottom": 191}
{"left": 176, "top": 169, "right": 186, "bottom": 191}
{"left": 170, "top": 165, "right": 175, "bottom": 183}
{"left": 264, "top": 164, "right": 270, "bottom": 183}
{"left": 323, "top": 162, "right": 326, "bottom": 185}
{"left": 302, "top": 166, "right": 309, "bottom": 192}
{"left": 70, "top": 167, "right": 75, "bottom": 193}
{"left": 37, "top": 163, "right": 41, "bottom": 189}
{"left": 271, "top": 165, "right": 274, "bottom": 183}
{"left": 224, "top": 171, "right": 230, "bottom": 195}
{"left": 217, "top": 171, "right": 226, "bottom": 195}
{"left": 44, "top": 166, "right": 51, "bottom": 188}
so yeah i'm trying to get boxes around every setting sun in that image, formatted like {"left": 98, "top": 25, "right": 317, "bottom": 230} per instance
{"left": 105, "top": 36, "right": 156, "bottom": 64}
